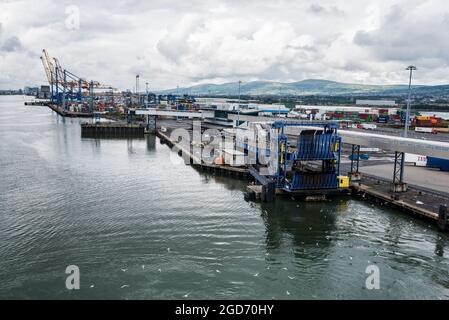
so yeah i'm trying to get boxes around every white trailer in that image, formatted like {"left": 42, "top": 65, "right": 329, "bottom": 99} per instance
{"left": 404, "top": 153, "right": 428, "bottom": 167}
{"left": 415, "top": 127, "right": 437, "bottom": 134}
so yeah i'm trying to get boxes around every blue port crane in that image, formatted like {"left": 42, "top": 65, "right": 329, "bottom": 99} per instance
{"left": 40, "top": 49, "right": 115, "bottom": 110}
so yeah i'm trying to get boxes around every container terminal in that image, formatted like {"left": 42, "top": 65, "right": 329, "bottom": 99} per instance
{"left": 26, "top": 49, "right": 449, "bottom": 232}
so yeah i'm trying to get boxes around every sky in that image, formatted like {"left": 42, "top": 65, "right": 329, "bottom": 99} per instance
{"left": 1, "top": 0, "right": 449, "bottom": 90}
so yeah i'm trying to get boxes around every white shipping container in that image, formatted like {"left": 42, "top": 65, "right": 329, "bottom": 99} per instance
{"left": 405, "top": 153, "right": 427, "bottom": 167}
{"left": 360, "top": 147, "right": 381, "bottom": 152}
{"left": 361, "top": 124, "right": 377, "bottom": 130}
{"left": 287, "top": 111, "right": 300, "bottom": 118}
{"left": 223, "top": 149, "right": 246, "bottom": 167}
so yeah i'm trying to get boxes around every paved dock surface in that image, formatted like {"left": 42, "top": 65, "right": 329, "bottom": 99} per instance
{"left": 361, "top": 163, "right": 449, "bottom": 194}
{"left": 347, "top": 126, "right": 449, "bottom": 142}
{"left": 352, "top": 177, "right": 447, "bottom": 221}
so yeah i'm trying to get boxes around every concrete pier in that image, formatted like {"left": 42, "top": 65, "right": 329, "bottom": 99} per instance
{"left": 351, "top": 174, "right": 449, "bottom": 231}
{"left": 24, "top": 101, "right": 50, "bottom": 106}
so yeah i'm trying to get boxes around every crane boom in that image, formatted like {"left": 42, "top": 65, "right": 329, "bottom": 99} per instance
{"left": 40, "top": 55, "right": 53, "bottom": 85}
{"left": 53, "top": 57, "right": 64, "bottom": 83}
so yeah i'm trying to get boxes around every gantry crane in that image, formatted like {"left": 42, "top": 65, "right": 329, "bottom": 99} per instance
{"left": 40, "top": 49, "right": 116, "bottom": 111}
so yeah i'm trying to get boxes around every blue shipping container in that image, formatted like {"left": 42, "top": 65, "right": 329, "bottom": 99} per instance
{"left": 377, "top": 115, "right": 389, "bottom": 123}
{"left": 427, "top": 157, "right": 449, "bottom": 172}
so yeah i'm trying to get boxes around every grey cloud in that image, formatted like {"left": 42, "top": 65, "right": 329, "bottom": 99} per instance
{"left": 308, "top": 4, "right": 344, "bottom": 15}
{"left": 354, "top": 4, "right": 449, "bottom": 64}
{"left": 354, "top": 31, "right": 378, "bottom": 46}
{"left": 1, "top": 0, "right": 449, "bottom": 90}
{"left": 1, "top": 36, "right": 23, "bottom": 52}
{"left": 309, "top": 4, "right": 326, "bottom": 14}
{"left": 156, "top": 15, "right": 206, "bottom": 64}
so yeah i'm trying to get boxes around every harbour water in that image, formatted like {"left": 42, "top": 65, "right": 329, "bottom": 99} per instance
{"left": 0, "top": 96, "right": 448, "bottom": 299}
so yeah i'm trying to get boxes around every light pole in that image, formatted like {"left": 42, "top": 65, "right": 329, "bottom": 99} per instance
{"left": 145, "top": 82, "right": 149, "bottom": 108}
{"left": 237, "top": 80, "right": 242, "bottom": 127}
{"left": 396, "top": 65, "right": 417, "bottom": 191}
{"left": 404, "top": 66, "right": 417, "bottom": 138}
{"left": 135, "top": 74, "right": 140, "bottom": 106}
{"left": 279, "top": 85, "right": 282, "bottom": 117}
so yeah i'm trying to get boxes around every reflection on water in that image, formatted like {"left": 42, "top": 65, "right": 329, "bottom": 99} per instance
{"left": 146, "top": 134, "right": 156, "bottom": 152}
{"left": 0, "top": 96, "right": 448, "bottom": 300}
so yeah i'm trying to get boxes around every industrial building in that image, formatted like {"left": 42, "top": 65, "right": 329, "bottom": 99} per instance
{"left": 24, "top": 87, "right": 39, "bottom": 96}
{"left": 37, "top": 85, "right": 51, "bottom": 99}
{"left": 356, "top": 99, "right": 398, "bottom": 107}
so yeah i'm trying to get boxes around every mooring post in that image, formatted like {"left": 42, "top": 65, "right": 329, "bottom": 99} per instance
{"left": 438, "top": 205, "right": 448, "bottom": 231}
{"left": 264, "top": 180, "right": 276, "bottom": 203}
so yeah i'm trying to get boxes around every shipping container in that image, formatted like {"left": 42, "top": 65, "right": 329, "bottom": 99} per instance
{"left": 377, "top": 115, "right": 389, "bottom": 123}
{"left": 436, "top": 127, "right": 449, "bottom": 133}
{"left": 416, "top": 116, "right": 431, "bottom": 121}
{"left": 360, "top": 147, "right": 381, "bottom": 152}
{"left": 414, "top": 116, "right": 443, "bottom": 127}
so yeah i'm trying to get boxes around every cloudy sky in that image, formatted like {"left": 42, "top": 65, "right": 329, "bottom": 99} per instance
{"left": 1, "top": 0, "right": 449, "bottom": 90}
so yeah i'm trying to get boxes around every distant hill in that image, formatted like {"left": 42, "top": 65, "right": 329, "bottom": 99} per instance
{"left": 156, "top": 79, "right": 449, "bottom": 97}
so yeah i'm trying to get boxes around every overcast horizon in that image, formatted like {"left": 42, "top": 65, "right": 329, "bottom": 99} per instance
{"left": 1, "top": 0, "right": 449, "bottom": 91}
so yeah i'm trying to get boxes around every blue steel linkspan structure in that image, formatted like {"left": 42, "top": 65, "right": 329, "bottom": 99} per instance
{"left": 273, "top": 122, "right": 341, "bottom": 191}
{"left": 244, "top": 121, "right": 342, "bottom": 192}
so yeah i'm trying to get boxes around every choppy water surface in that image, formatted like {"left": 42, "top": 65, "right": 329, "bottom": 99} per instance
{"left": 0, "top": 96, "right": 448, "bottom": 299}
